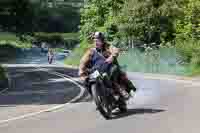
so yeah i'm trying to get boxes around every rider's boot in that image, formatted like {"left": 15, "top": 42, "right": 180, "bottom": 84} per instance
{"left": 119, "top": 88, "right": 130, "bottom": 100}
{"left": 112, "top": 82, "right": 129, "bottom": 100}
{"left": 123, "top": 79, "right": 137, "bottom": 98}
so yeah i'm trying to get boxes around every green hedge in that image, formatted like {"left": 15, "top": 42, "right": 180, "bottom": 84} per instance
{"left": 34, "top": 32, "right": 79, "bottom": 49}
{"left": 0, "top": 32, "right": 19, "bottom": 42}
{"left": 176, "top": 39, "right": 200, "bottom": 66}
{"left": 34, "top": 32, "right": 64, "bottom": 43}
{"left": 0, "top": 44, "right": 18, "bottom": 59}
{"left": 0, "top": 66, "right": 6, "bottom": 80}
{"left": 176, "top": 38, "right": 200, "bottom": 76}
{"left": 34, "top": 32, "right": 79, "bottom": 41}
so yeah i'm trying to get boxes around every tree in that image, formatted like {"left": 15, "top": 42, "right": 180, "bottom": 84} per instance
{"left": 117, "top": 0, "right": 185, "bottom": 45}
{"left": 9, "top": 0, "right": 36, "bottom": 34}
{"left": 80, "top": 0, "right": 124, "bottom": 41}
{"left": 80, "top": 0, "right": 186, "bottom": 47}
{"left": 176, "top": 0, "right": 200, "bottom": 40}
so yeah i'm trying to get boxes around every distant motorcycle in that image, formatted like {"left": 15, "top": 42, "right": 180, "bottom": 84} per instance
{"left": 48, "top": 56, "right": 53, "bottom": 64}
{"left": 86, "top": 69, "right": 127, "bottom": 119}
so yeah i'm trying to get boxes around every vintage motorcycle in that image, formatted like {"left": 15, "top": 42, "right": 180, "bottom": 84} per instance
{"left": 86, "top": 69, "right": 128, "bottom": 119}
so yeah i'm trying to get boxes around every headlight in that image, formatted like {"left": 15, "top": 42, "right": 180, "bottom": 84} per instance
{"left": 90, "top": 70, "right": 100, "bottom": 78}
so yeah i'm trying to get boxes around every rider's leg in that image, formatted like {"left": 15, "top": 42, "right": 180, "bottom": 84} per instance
{"left": 119, "top": 72, "right": 137, "bottom": 93}
{"left": 49, "top": 57, "right": 53, "bottom": 64}
{"left": 109, "top": 65, "right": 129, "bottom": 99}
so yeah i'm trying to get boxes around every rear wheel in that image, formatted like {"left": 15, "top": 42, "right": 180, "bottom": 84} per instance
{"left": 91, "top": 84, "right": 112, "bottom": 119}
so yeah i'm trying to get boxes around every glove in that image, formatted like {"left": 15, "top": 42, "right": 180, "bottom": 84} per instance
{"left": 80, "top": 76, "right": 88, "bottom": 82}
{"left": 111, "top": 47, "right": 120, "bottom": 57}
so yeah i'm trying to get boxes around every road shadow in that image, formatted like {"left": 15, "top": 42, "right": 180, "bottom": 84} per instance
{"left": 110, "top": 108, "right": 165, "bottom": 120}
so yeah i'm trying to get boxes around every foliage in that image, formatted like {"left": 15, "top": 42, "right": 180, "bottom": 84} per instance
{"left": 65, "top": 39, "right": 93, "bottom": 66}
{"left": 34, "top": 32, "right": 79, "bottom": 49}
{"left": 175, "top": 0, "right": 200, "bottom": 74}
{"left": 119, "top": 0, "right": 185, "bottom": 44}
{"left": 80, "top": 0, "right": 124, "bottom": 41}
{"left": 34, "top": 32, "right": 79, "bottom": 40}
{"left": 176, "top": 0, "right": 200, "bottom": 40}
{"left": 9, "top": 0, "right": 36, "bottom": 34}
{"left": 34, "top": 32, "right": 64, "bottom": 43}
{"left": 0, "top": 32, "right": 19, "bottom": 41}
{"left": 80, "top": 0, "right": 187, "bottom": 46}
{"left": 0, "top": 32, "right": 33, "bottom": 48}
{"left": 34, "top": 6, "right": 80, "bottom": 33}
{"left": 0, "top": 65, "right": 6, "bottom": 80}
{"left": 0, "top": 0, "right": 81, "bottom": 34}
{"left": 78, "top": 0, "right": 200, "bottom": 75}
{"left": 176, "top": 39, "right": 200, "bottom": 65}
{"left": 0, "top": 32, "right": 79, "bottom": 50}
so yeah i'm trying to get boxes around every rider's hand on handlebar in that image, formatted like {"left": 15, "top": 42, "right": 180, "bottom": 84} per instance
{"left": 105, "top": 56, "right": 114, "bottom": 64}
{"left": 110, "top": 47, "right": 120, "bottom": 57}
{"left": 80, "top": 75, "right": 88, "bottom": 81}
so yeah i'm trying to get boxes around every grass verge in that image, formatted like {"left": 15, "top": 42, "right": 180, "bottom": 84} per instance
{"left": 34, "top": 32, "right": 79, "bottom": 40}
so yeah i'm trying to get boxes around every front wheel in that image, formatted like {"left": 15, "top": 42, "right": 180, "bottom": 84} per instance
{"left": 118, "top": 98, "right": 127, "bottom": 113}
{"left": 91, "top": 84, "right": 111, "bottom": 119}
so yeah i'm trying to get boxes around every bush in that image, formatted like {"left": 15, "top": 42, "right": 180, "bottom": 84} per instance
{"left": 34, "top": 32, "right": 64, "bottom": 44}
{"left": 176, "top": 38, "right": 200, "bottom": 65}
{"left": 0, "top": 66, "right": 6, "bottom": 80}
{"left": 34, "top": 32, "right": 79, "bottom": 48}
{"left": 0, "top": 44, "right": 18, "bottom": 59}
{"left": 0, "top": 32, "right": 19, "bottom": 42}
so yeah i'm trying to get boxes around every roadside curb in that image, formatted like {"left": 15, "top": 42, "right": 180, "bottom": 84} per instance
{"left": 3, "top": 63, "right": 200, "bottom": 82}
{"left": 0, "top": 78, "right": 8, "bottom": 92}
{"left": 63, "top": 65, "right": 200, "bottom": 82}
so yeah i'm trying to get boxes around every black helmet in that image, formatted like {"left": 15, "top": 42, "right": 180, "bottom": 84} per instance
{"left": 93, "top": 32, "right": 105, "bottom": 41}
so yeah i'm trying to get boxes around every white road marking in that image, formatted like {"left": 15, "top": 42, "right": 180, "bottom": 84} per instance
{"left": 0, "top": 69, "right": 85, "bottom": 124}
{"left": 0, "top": 88, "right": 9, "bottom": 94}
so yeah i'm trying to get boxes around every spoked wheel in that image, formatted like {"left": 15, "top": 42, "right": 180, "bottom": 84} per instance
{"left": 91, "top": 84, "right": 112, "bottom": 119}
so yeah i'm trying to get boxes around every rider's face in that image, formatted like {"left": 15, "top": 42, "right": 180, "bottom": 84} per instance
{"left": 94, "top": 39, "right": 104, "bottom": 49}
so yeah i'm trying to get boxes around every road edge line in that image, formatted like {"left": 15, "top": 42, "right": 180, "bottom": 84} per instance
{"left": 0, "top": 88, "right": 9, "bottom": 94}
{"left": 0, "top": 70, "right": 85, "bottom": 124}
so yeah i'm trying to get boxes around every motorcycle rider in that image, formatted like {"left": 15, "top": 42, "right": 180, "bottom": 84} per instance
{"left": 79, "top": 32, "right": 136, "bottom": 99}
{"left": 47, "top": 48, "right": 54, "bottom": 64}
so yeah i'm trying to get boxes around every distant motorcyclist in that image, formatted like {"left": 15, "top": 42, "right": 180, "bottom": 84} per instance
{"left": 79, "top": 32, "right": 136, "bottom": 99}
{"left": 47, "top": 48, "right": 54, "bottom": 64}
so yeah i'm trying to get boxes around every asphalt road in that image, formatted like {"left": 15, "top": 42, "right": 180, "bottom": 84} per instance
{"left": 0, "top": 65, "right": 200, "bottom": 133}
{"left": 0, "top": 66, "right": 83, "bottom": 122}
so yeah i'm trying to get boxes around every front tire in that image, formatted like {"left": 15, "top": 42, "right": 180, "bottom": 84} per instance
{"left": 118, "top": 98, "right": 127, "bottom": 113}
{"left": 91, "top": 84, "right": 111, "bottom": 119}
